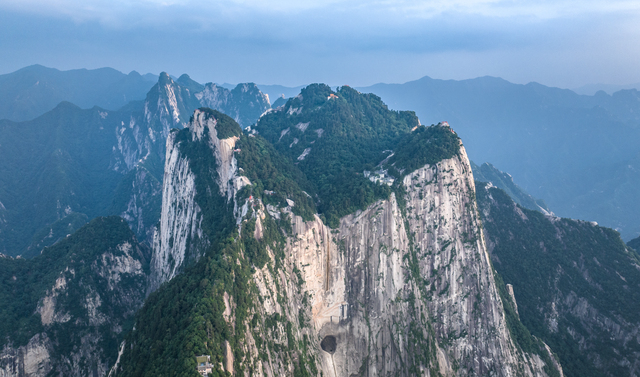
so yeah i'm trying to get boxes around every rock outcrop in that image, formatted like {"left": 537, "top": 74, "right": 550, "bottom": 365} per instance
{"left": 0, "top": 217, "right": 150, "bottom": 377}
{"left": 197, "top": 83, "right": 271, "bottom": 128}
{"left": 280, "top": 146, "right": 559, "bottom": 376}
{"left": 148, "top": 109, "right": 246, "bottom": 292}
{"left": 112, "top": 75, "right": 270, "bottom": 246}
{"left": 135, "top": 105, "right": 561, "bottom": 375}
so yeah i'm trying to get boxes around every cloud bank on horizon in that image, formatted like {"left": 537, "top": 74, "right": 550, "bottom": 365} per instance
{"left": 1, "top": 0, "right": 639, "bottom": 88}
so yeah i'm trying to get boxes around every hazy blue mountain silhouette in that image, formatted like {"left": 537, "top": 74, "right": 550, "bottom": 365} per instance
{"left": 0, "top": 65, "right": 156, "bottom": 121}
{"left": 358, "top": 76, "right": 640, "bottom": 240}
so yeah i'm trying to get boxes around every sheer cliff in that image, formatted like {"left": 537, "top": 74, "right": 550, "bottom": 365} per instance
{"left": 0, "top": 72, "right": 271, "bottom": 256}
{"left": 114, "top": 87, "right": 562, "bottom": 377}
{"left": 96, "top": 73, "right": 269, "bottom": 245}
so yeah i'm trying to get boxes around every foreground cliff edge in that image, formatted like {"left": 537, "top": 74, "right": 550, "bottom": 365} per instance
{"left": 113, "top": 87, "right": 563, "bottom": 377}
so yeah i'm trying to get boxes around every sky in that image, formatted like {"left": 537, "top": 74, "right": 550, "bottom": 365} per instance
{"left": 1, "top": 0, "right": 640, "bottom": 88}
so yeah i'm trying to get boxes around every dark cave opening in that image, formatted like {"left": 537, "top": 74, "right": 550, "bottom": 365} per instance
{"left": 321, "top": 335, "right": 337, "bottom": 354}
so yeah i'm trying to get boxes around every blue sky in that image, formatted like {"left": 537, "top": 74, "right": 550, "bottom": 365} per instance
{"left": 1, "top": 0, "right": 639, "bottom": 88}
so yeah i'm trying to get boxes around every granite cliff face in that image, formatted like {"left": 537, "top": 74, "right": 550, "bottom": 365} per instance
{"left": 111, "top": 75, "right": 270, "bottom": 246}
{"left": 131, "top": 103, "right": 562, "bottom": 376}
{"left": 277, "top": 146, "right": 560, "bottom": 376}
{"left": 148, "top": 108, "right": 247, "bottom": 292}
{"left": 0, "top": 70, "right": 272, "bottom": 257}
{"left": 197, "top": 82, "right": 271, "bottom": 128}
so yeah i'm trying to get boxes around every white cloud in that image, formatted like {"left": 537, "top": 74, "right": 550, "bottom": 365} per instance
{"left": 2, "top": 0, "right": 639, "bottom": 25}
{"left": 1, "top": 0, "right": 640, "bottom": 87}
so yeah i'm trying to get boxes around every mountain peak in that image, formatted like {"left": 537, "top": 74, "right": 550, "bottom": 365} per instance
{"left": 177, "top": 74, "right": 204, "bottom": 92}
{"left": 158, "top": 72, "right": 173, "bottom": 85}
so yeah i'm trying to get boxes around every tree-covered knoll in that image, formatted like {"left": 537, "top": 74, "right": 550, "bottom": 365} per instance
{"left": 477, "top": 182, "right": 640, "bottom": 377}
{"left": 194, "top": 108, "right": 243, "bottom": 139}
{"left": 384, "top": 123, "right": 460, "bottom": 178}
{"left": 254, "top": 84, "right": 420, "bottom": 226}
{"left": 236, "top": 134, "right": 317, "bottom": 222}
{"left": 627, "top": 235, "right": 640, "bottom": 252}
{"left": 0, "top": 216, "right": 149, "bottom": 369}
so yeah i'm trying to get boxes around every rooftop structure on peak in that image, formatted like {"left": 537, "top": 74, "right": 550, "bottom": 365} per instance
{"left": 196, "top": 355, "right": 212, "bottom": 376}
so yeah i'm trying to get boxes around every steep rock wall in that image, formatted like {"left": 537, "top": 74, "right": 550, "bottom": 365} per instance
{"left": 0, "top": 334, "right": 52, "bottom": 377}
{"left": 148, "top": 130, "right": 203, "bottom": 291}
{"left": 197, "top": 83, "right": 271, "bottom": 128}
{"left": 131, "top": 111, "right": 562, "bottom": 376}
{"left": 117, "top": 166, "right": 162, "bottom": 243}
{"left": 278, "top": 146, "right": 559, "bottom": 376}
{"left": 148, "top": 109, "right": 245, "bottom": 292}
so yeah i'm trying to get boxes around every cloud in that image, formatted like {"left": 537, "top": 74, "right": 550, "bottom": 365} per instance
{"left": 2, "top": 0, "right": 639, "bottom": 26}
{"left": 1, "top": 0, "right": 639, "bottom": 87}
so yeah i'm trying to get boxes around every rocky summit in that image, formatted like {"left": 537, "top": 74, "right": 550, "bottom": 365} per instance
{"left": 111, "top": 86, "right": 562, "bottom": 376}
{"left": 4, "top": 77, "right": 640, "bottom": 377}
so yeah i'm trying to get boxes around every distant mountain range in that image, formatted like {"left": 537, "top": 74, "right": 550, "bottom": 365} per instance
{"left": 0, "top": 69, "right": 270, "bottom": 257}
{"left": 354, "top": 76, "right": 640, "bottom": 240}
{"left": 572, "top": 82, "right": 640, "bottom": 96}
{"left": 2, "top": 65, "right": 639, "bottom": 241}
{"left": 0, "top": 65, "right": 158, "bottom": 121}
{"left": 2, "top": 66, "right": 640, "bottom": 376}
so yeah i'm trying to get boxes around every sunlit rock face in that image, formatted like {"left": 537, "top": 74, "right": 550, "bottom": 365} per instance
{"left": 148, "top": 109, "right": 244, "bottom": 292}
{"left": 112, "top": 74, "right": 269, "bottom": 246}
{"left": 147, "top": 113, "right": 561, "bottom": 375}
{"left": 283, "top": 146, "right": 558, "bottom": 376}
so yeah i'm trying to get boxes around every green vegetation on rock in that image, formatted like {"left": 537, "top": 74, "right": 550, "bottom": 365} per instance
{"left": 385, "top": 123, "right": 460, "bottom": 178}
{"left": 477, "top": 182, "right": 640, "bottom": 377}
{"left": 0, "top": 216, "right": 149, "bottom": 375}
{"left": 236, "top": 134, "right": 316, "bottom": 221}
{"left": 254, "top": 84, "right": 420, "bottom": 227}
{"left": 115, "top": 113, "right": 317, "bottom": 376}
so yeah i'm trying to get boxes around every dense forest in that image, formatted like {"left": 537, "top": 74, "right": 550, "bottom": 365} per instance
{"left": 478, "top": 182, "right": 640, "bottom": 377}
{"left": 0, "top": 216, "right": 150, "bottom": 374}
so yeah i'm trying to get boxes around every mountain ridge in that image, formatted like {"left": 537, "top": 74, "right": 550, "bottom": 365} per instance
{"left": 112, "top": 91, "right": 562, "bottom": 376}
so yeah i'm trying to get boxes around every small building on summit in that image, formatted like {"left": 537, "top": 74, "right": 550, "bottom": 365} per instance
{"left": 196, "top": 355, "right": 213, "bottom": 376}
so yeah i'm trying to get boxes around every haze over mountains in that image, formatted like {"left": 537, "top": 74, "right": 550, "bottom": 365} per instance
{"left": 259, "top": 75, "right": 640, "bottom": 240}
{"left": 0, "top": 67, "right": 270, "bottom": 257}
{"left": 355, "top": 77, "right": 640, "bottom": 240}
{"left": 0, "top": 65, "right": 158, "bottom": 122}
{"left": 2, "top": 65, "right": 640, "bottom": 259}
{"left": 2, "top": 64, "right": 640, "bottom": 377}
